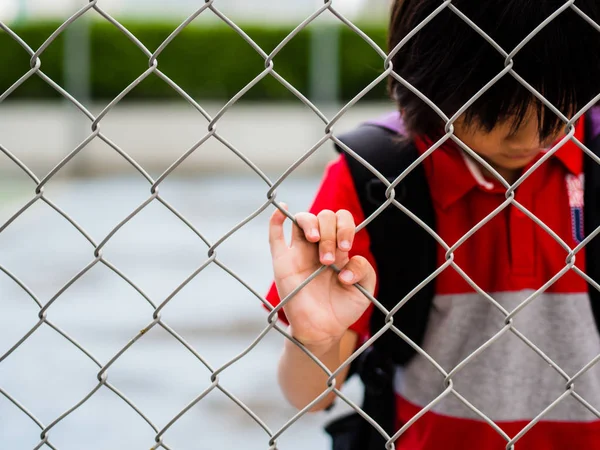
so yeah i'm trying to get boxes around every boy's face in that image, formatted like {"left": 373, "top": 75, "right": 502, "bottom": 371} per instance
{"left": 454, "top": 109, "right": 564, "bottom": 181}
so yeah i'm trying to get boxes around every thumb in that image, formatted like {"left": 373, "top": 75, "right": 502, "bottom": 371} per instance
{"left": 337, "top": 255, "right": 376, "bottom": 295}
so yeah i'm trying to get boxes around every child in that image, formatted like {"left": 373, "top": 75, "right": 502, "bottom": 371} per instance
{"left": 266, "top": 1, "right": 600, "bottom": 449}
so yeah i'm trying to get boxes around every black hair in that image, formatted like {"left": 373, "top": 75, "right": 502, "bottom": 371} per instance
{"left": 388, "top": 0, "right": 600, "bottom": 140}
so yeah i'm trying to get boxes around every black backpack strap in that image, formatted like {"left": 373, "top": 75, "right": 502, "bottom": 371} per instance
{"left": 324, "top": 123, "right": 437, "bottom": 449}
{"left": 584, "top": 114, "right": 600, "bottom": 330}
{"left": 336, "top": 124, "right": 437, "bottom": 368}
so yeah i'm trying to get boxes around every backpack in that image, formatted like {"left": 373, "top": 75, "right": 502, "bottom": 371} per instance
{"left": 323, "top": 110, "right": 600, "bottom": 450}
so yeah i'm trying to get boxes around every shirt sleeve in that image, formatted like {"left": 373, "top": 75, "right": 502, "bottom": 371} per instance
{"left": 263, "top": 153, "right": 377, "bottom": 341}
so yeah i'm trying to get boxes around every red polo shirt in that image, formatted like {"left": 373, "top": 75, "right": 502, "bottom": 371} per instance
{"left": 265, "top": 118, "right": 600, "bottom": 449}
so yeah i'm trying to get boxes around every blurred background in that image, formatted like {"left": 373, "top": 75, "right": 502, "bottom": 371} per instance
{"left": 0, "top": 0, "right": 394, "bottom": 449}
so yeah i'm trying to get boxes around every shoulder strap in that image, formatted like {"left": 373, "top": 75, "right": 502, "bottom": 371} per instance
{"left": 334, "top": 121, "right": 437, "bottom": 367}
{"left": 584, "top": 110, "right": 600, "bottom": 329}
{"left": 329, "top": 121, "right": 437, "bottom": 447}
{"left": 330, "top": 121, "right": 437, "bottom": 450}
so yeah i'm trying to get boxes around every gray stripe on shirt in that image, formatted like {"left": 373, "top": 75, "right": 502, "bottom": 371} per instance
{"left": 395, "top": 291, "right": 600, "bottom": 422}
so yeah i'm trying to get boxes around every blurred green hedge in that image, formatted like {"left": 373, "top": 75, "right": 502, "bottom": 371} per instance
{"left": 0, "top": 21, "right": 389, "bottom": 101}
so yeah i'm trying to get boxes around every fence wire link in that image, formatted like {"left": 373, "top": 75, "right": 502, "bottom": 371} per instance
{"left": 0, "top": 1, "right": 599, "bottom": 449}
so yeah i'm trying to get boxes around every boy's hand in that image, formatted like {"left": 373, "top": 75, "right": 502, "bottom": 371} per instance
{"left": 268, "top": 205, "right": 376, "bottom": 352}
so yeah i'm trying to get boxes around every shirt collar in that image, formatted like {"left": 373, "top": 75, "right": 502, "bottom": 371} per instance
{"left": 414, "top": 135, "right": 485, "bottom": 210}
{"left": 414, "top": 118, "right": 585, "bottom": 210}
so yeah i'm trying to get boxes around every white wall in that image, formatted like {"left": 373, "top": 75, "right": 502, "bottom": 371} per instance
{"left": 0, "top": 101, "right": 394, "bottom": 179}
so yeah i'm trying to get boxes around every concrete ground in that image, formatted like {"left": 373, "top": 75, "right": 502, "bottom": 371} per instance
{"left": 0, "top": 174, "right": 365, "bottom": 450}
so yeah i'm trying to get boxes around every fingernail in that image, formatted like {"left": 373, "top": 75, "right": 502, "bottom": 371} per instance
{"left": 310, "top": 228, "right": 319, "bottom": 239}
{"left": 340, "top": 240, "right": 351, "bottom": 251}
{"left": 323, "top": 252, "right": 335, "bottom": 263}
{"left": 340, "top": 270, "right": 354, "bottom": 282}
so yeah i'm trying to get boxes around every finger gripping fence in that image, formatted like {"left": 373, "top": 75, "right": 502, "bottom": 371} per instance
{"left": 1, "top": 1, "right": 600, "bottom": 450}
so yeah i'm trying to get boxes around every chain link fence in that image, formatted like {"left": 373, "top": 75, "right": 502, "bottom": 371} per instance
{"left": 1, "top": 1, "right": 600, "bottom": 449}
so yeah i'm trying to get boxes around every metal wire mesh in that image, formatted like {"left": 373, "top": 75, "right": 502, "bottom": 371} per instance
{"left": 1, "top": 1, "right": 600, "bottom": 449}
